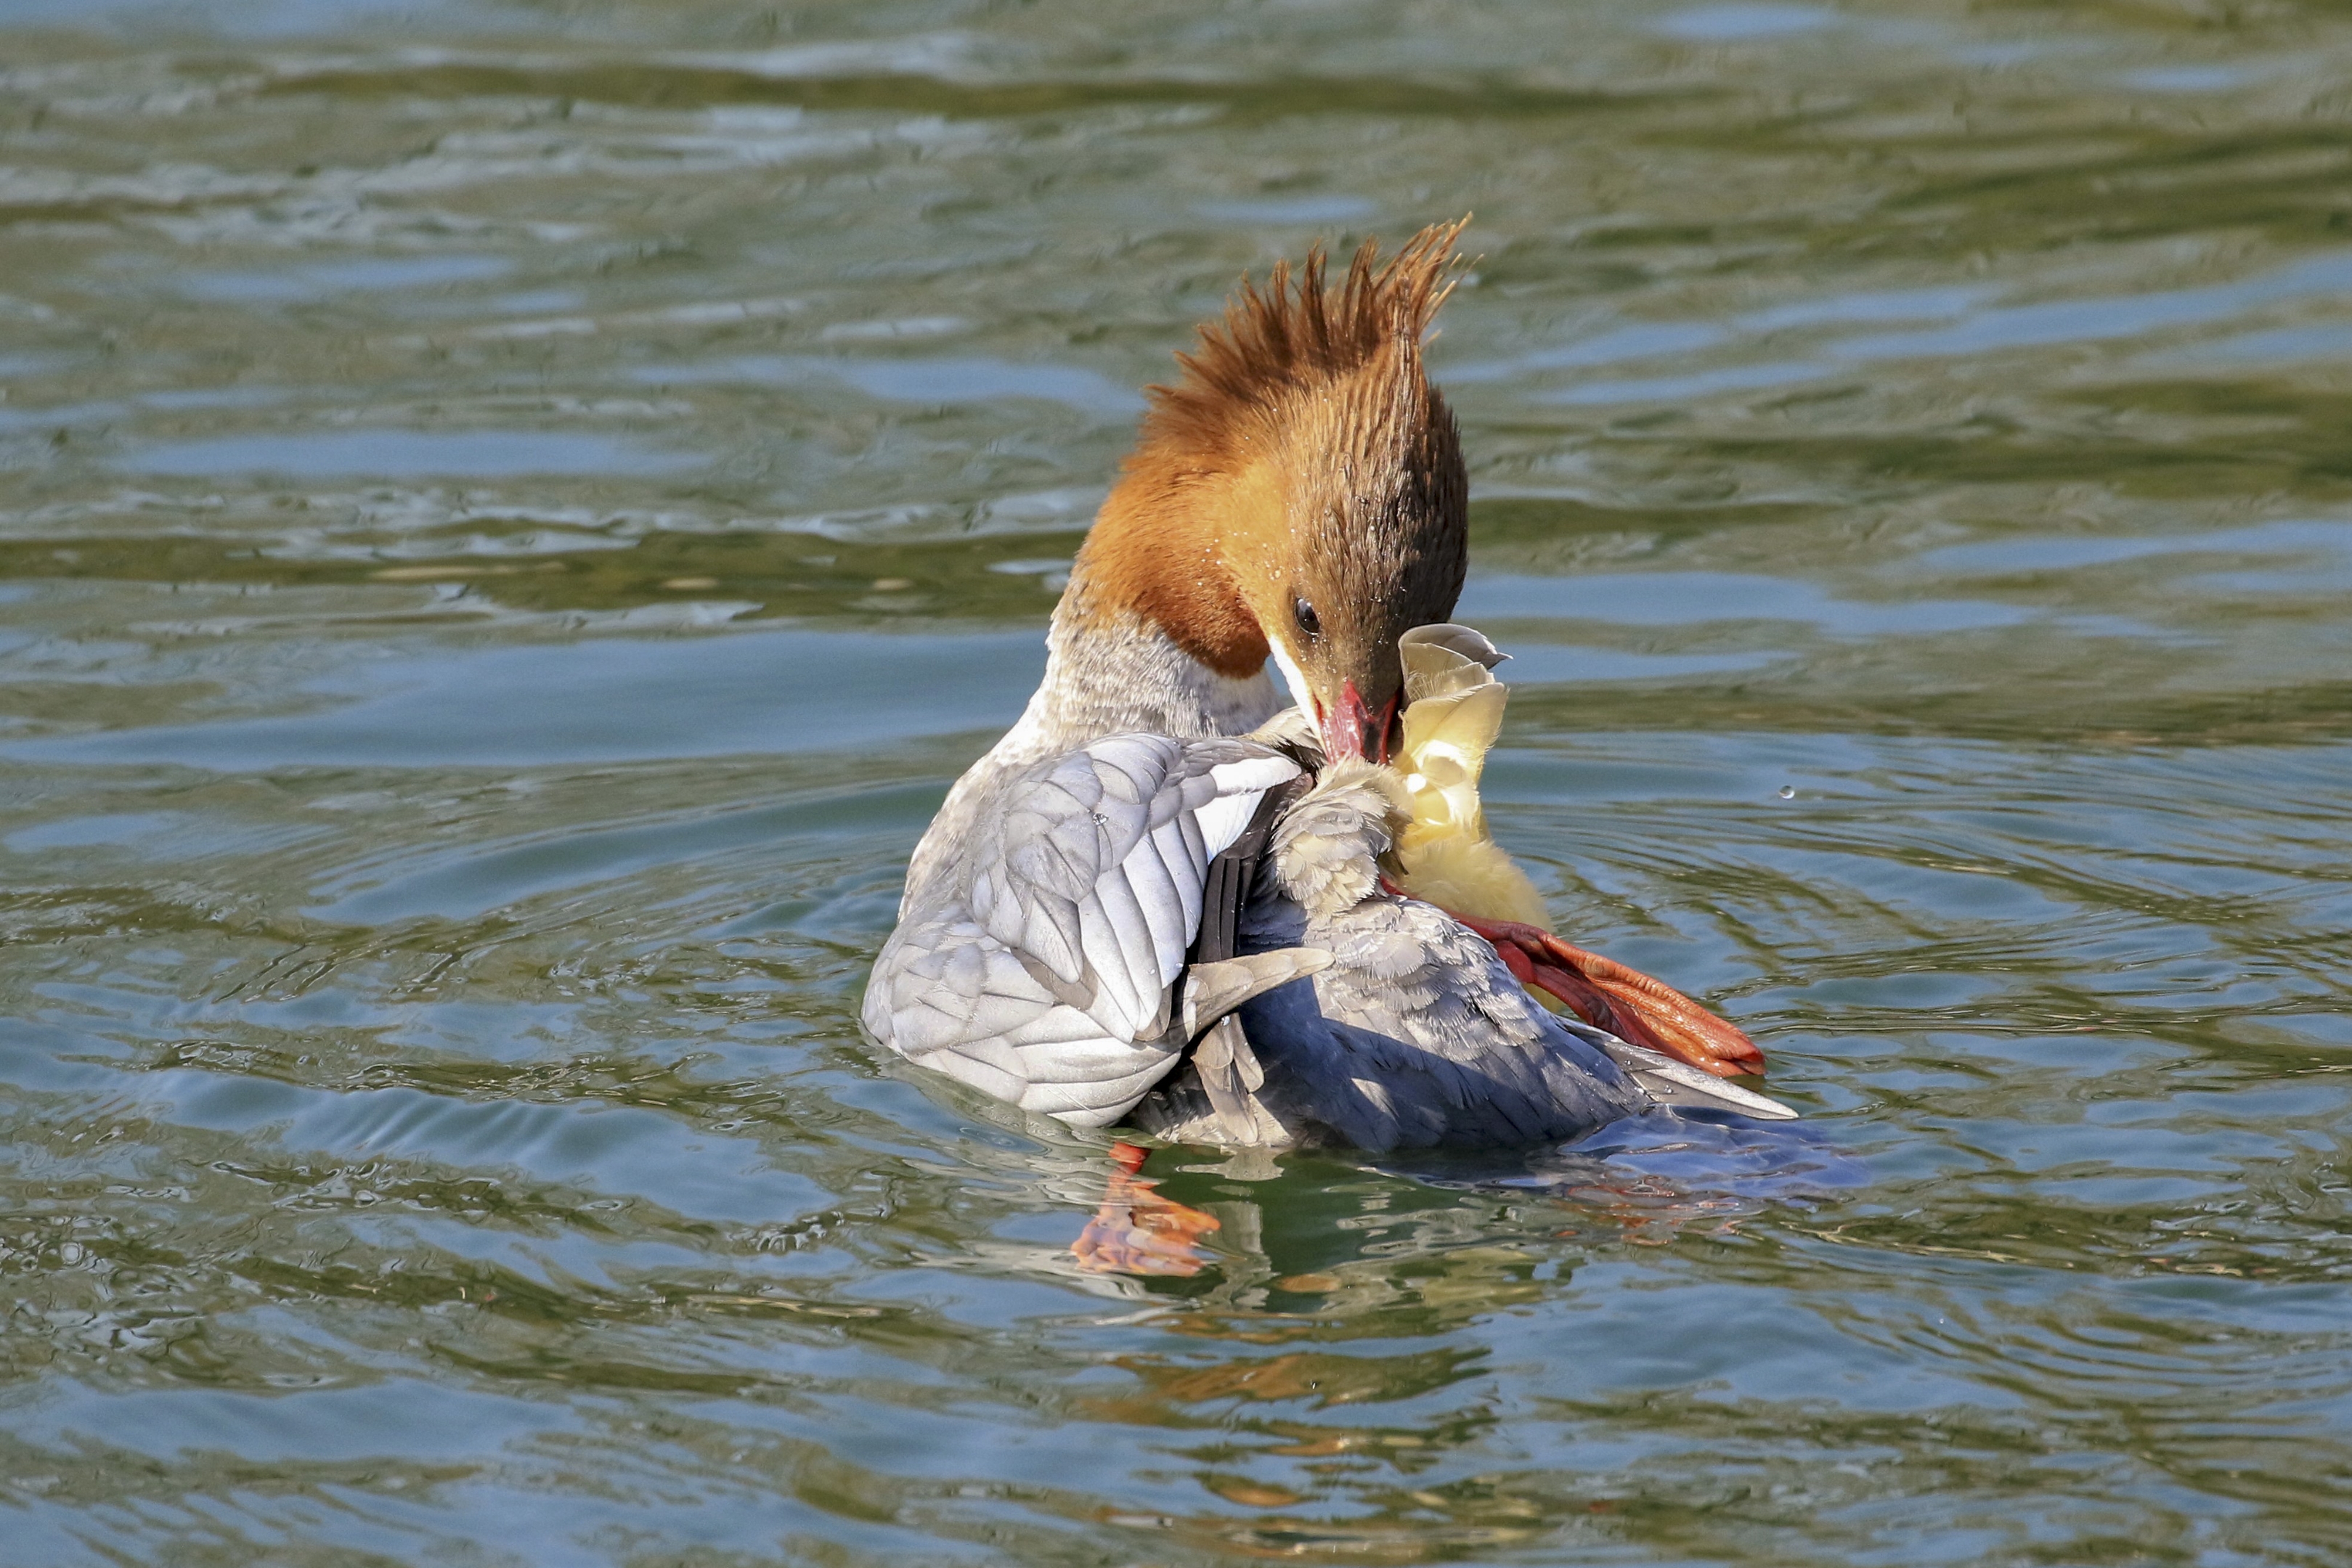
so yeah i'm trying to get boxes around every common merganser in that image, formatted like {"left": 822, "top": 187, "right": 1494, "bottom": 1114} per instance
{"left": 863, "top": 220, "right": 1789, "bottom": 1157}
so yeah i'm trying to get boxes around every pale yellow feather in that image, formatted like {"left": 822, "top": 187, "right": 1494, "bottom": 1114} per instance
{"left": 1384, "top": 626, "right": 1553, "bottom": 931}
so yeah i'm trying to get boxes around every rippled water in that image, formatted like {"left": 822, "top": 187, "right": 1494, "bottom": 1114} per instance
{"left": 6, "top": 2, "right": 2352, "bottom": 1562}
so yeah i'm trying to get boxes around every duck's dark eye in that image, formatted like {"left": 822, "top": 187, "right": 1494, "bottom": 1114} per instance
{"left": 1293, "top": 597, "right": 1321, "bottom": 640}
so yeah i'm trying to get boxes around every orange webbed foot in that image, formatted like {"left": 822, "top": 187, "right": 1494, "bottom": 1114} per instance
{"left": 1070, "top": 1143, "right": 1221, "bottom": 1277}
{"left": 1434, "top": 907, "right": 1766, "bottom": 1080}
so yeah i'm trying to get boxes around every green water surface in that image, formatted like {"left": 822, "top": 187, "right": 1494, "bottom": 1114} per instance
{"left": 4, "top": 2, "right": 2352, "bottom": 1563}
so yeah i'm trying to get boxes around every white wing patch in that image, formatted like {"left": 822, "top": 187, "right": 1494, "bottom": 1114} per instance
{"left": 868, "top": 735, "right": 1304, "bottom": 1126}
{"left": 1195, "top": 756, "right": 1301, "bottom": 854}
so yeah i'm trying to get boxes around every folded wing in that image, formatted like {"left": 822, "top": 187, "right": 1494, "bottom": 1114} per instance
{"left": 864, "top": 734, "right": 1301, "bottom": 1126}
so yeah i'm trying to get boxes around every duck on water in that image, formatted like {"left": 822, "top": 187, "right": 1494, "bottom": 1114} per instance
{"left": 863, "top": 220, "right": 1791, "bottom": 1199}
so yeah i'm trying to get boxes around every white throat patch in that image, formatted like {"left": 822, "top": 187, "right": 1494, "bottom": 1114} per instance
{"left": 1266, "top": 637, "right": 1314, "bottom": 717}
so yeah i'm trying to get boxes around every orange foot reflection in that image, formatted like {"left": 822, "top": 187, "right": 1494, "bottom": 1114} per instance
{"left": 1070, "top": 1141, "right": 1221, "bottom": 1277}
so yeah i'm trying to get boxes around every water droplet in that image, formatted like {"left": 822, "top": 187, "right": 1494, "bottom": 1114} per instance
{"left": 1778, "top": 785, "right": 1796, "bottom": 799}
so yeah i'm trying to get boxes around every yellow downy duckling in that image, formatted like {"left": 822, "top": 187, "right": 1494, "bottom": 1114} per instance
{"left": 1381, "top": 622, "right": 1768, "bottom": 1078}
{"left": 1387, "top": 622, "right": 1550, "bottom": 928}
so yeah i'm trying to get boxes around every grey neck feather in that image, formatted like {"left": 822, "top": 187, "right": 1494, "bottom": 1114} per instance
{"left": 900, "top": 567, "right": 1280, "bottom": 915}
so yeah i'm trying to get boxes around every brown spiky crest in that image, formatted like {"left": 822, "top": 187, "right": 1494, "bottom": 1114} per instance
{"left": 1068, "top": 219, "right": 1473, "bottom": 682}
{"left": 1142, "top": 216, "right": 1467, "bottom": 468}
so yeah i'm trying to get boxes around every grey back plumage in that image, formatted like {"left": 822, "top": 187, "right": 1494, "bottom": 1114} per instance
{"left": 1131, "top": 761, "right": 1651, "bottom": 1151}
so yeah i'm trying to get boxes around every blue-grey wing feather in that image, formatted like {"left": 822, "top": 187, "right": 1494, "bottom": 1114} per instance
{"left": 1224, "top": 894, "right": 1649, "bottom": 1151}
{"left": 1131, "top": 759, "right": 1651, "bottom": 1151}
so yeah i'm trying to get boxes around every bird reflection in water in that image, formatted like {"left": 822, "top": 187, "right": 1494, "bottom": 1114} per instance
{"left": 1071, "top": 1113, "right": 1860, "bottom": 1280}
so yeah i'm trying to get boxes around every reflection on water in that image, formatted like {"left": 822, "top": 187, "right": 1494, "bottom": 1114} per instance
{"left": 629, "top": 355, "right": 1146, "bottom": 414}
{"left": 7, "top": 0, "right": 2352, "bottom": 1563}
{"left": 118, "top": 429, "right": 698, "bottom": 479}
